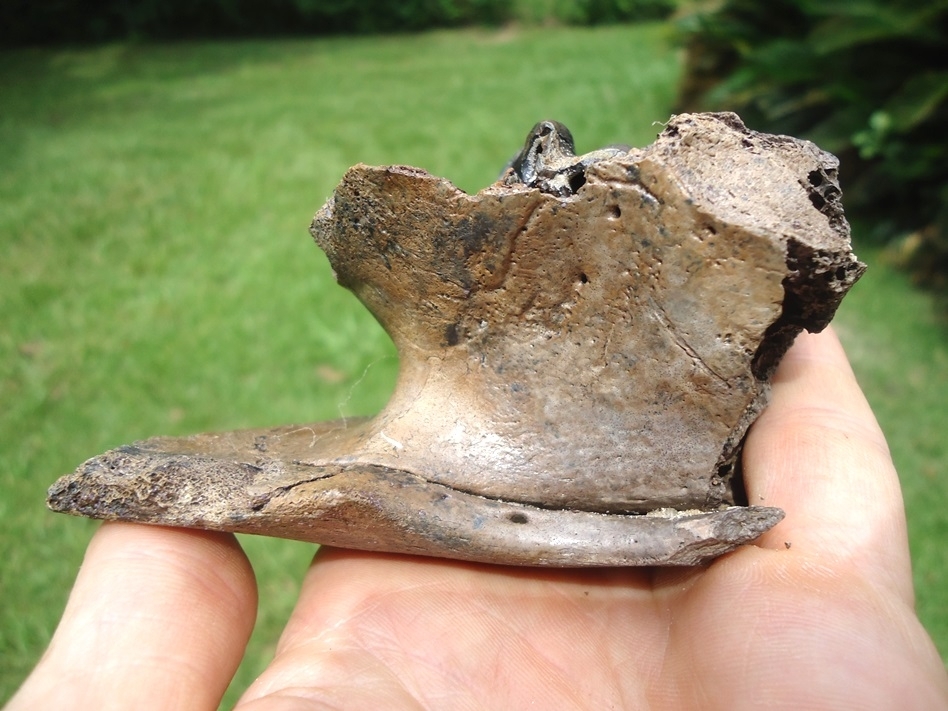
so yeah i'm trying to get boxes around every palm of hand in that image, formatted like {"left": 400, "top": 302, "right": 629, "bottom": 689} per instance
{"left": 243, "top": 548, "right": 917, "bottom": 710}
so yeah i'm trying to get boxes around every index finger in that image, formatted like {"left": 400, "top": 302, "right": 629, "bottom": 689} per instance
{"left": 7, "top": 522, "right": 257, "bottom": 711}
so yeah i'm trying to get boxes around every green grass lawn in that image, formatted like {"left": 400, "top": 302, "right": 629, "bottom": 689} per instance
{"left": 1, "top": 23, "right": 946, "bottom": 706}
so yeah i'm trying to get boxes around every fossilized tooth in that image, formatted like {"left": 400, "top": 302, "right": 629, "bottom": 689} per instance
{"left": 47, "top": 112, "right": 865, "bottom": 566}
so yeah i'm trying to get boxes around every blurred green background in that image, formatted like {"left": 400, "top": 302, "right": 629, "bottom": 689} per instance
{"left": 2, "top": 9, "right": 946, "bottom": 709}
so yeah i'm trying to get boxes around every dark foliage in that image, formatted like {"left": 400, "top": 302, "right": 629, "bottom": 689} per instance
{"left": 555, "top": 0, "right": 675, "bottom": 25}
{"left": 1, "top": 0, "right": 673, "bottom": 46}
{"left": 1, "top": 0, "right": 504, "bottom": 43}
{"left": 676, "top": 0, "right": 948, "bottom": 291}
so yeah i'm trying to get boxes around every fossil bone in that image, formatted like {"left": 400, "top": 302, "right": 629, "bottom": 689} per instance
{"left": 47, "top": 113, "right": 864, "bottom": 566}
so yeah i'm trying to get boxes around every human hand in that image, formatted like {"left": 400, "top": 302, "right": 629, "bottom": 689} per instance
{"left": 8, "top": 328, "right": 948, "bottom": 710}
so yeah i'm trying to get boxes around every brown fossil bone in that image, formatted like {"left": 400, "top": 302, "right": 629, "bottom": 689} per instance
{"left": 48, "top": 112, "right": 864, "bottom": 566}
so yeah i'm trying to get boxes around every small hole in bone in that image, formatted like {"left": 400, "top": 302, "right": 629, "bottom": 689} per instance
{"left": 508, "top": 512, "right": 529, "bottom": 524}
